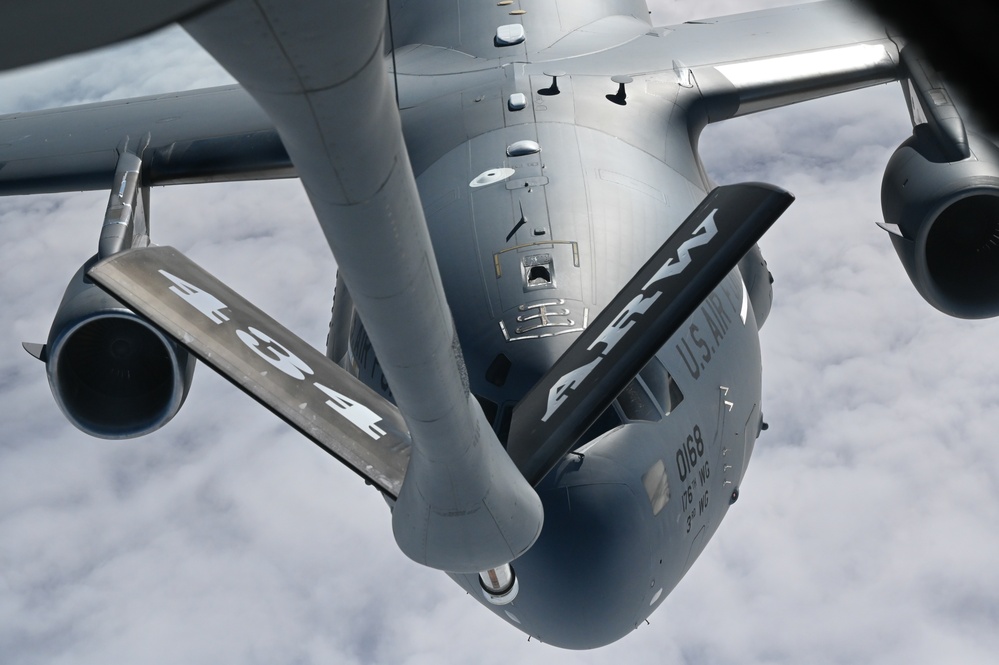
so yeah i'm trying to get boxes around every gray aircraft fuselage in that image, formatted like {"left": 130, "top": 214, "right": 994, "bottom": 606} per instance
{"left": 333, "top": 1, "right": 769, "bottom": 648}
{"left": 7, "top": 0, "right": 993, "bottom": 653}
{"left": 10, "top": 0, "right": 917, "bottom": 651}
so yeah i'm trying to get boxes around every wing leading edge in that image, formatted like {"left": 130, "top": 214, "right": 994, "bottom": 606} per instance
{"left": 0, "top": 86, "right": 292, "bottom": 196}
{"left": 0, "top": 2, "right": 903, "bottom": 197}
{"left": 661, "top": 0, "right": 901, "bottom": 120}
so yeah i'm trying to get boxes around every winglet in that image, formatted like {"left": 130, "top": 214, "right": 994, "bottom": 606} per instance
{"left": 506, "top": 183, "right": 794, "bottom": 485}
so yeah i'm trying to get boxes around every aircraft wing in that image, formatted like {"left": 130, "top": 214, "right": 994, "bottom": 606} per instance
{"left": 657, "top": 0, "right": 901, "bottom": 120}
{"left": 550, "top": 0, "right": 900, "bottom": 122}
{"left": 0, "top": 1, "right": 222, "bottom": 72}
{"left": 0, "top": 86, "right": 291, "bottom": 195}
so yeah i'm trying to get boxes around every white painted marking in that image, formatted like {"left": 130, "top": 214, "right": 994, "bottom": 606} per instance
{"left": 236, "top": 326, "right": 314, "bottom": 380}
{"left": 543, "top": 208, "right": 720, "bottom": 422}
{"left": 159, "top": 270, "right": 230, "bottom": 324}
{"left": 740, "top": 277, "right": 749, "bottom": 324}
{"left": 314, "top": 382, "right": 386, "bottom": 440}
{"left": 542, "top": 357, "right": 601, "bottom": 422}
{"left": 587, "top": 292, "right": 661, "bottom": 356}
{"left": 642, "top": 210, "right": 718, "bottom": 290}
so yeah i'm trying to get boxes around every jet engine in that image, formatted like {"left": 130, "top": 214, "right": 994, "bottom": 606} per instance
{"left": 38, "top": 256, "right": 195, "bottom": 439}
{"left": 881, "top": 125, "right": 999, "bottom": 318}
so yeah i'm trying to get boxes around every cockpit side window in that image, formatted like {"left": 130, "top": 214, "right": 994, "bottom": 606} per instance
{"left": 638, "top": 356, "right": 683, "bottom": 415}
{"left": 616, "top": 377, "right": 661, "bottom": 422}
{"left": 613, "top": 356, "right": 684, "bottom": 423}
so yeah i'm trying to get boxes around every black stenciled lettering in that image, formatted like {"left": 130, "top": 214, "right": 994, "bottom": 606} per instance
{"left": 698, "top": 489, "right": 709, "bottom": 516}
{"left": 690, "top": 324, "right": 710, "bottom": 363}
{"left": 720, "top": 277, "right": 740, "bottom": 313}
{"left": 703, "top": 305, "right": 723, "bottom": 347}
{"left": 709, "top": 293, "right": 731, "bottom": 329}
{"left": 676, "top": 424, "right": 706, "bottom": 485}
{"left": 676, "top": 338, "right": 700, "bottom": 380}
{"left": 686, "top": 434, "right": 697, "bottom": 468}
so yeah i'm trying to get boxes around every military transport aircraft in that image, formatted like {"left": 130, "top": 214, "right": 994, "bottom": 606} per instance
{"left": 2, "top": 0, "right": 996, "bottom": 651}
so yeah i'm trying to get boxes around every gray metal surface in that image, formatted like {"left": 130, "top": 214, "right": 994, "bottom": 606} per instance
{"left": 0, "top": 1, "right": 222, "bottom": 72}
{"left": 0, "top": 0, "right": 966, "bottom": 650}
{"left": 0, "top": 3, "right": 900, "bottom": 196}
{"left": 89, "top": 245, "right": 412, "bottom": 497}
{"left": 182, "top": 0, "right": 543, "bottom": 573}
{"left": 880, "top": 127, "right": 999, "bottom": 318}
{"left": 507, "top": 184, "right": 793, "bottom": 485}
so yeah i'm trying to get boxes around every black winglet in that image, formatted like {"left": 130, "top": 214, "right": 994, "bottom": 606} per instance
{"left": 506, "top": 183, "right": 794, "bottom": 485}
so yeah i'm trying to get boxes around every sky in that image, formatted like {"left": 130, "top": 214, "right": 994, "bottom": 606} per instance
{"left": 2, "top": 1, "right": 999, "bottom": 664}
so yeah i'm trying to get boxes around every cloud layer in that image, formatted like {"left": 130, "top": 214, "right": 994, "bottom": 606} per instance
{"left": 2, "top": 3, "right": 998, "bottom": 664}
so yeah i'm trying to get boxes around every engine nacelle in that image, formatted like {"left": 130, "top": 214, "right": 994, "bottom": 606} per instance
{"left": 44, "top": 256, "right": 195, "bottom": 439}
{"left": 881, "top": 126, "right": 999, "bottom": 318}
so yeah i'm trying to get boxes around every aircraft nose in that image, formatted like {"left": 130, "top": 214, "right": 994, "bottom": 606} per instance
{"left": 510, "top": 474, "right": 654, "bottom": 648}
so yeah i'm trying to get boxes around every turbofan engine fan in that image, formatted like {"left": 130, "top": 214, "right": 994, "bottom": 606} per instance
{"left": 30, "top": 256, "right": 196, "bottom": 438}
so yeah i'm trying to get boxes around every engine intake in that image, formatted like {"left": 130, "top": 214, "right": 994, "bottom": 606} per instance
{"left": 881, "top": 126, "right": 999, "bottom": 318}
{"left": 44, "top": 257, "right": 195, "bottom": 438}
